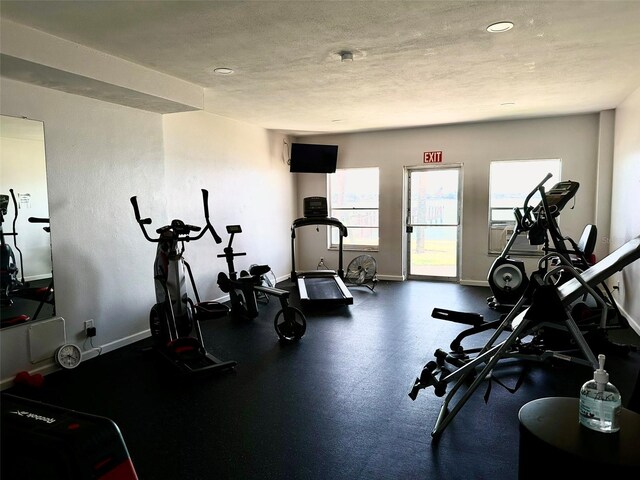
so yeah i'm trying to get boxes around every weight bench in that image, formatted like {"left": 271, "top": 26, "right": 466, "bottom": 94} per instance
{"left": 409, "top": 235, "right": 640, "bottom": 439}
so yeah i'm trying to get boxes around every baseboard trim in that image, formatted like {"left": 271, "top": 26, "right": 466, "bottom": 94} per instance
{"left": 0, "top": 362, "right": 60, "bottom": 390}
{"left": 91, "top": 329, "right": 150, "bottom": 356}
{"left": 281, "top": 271, "right": 407, "bottom": 283}
{"left": 377, "top": 274, "right": 405, "bottom": 281}
{"left": 24, "top": 273, "right": 53, "bottom": 282}
{"left": 0, "top": 329, "right": 153, "bottom": 391}
{"left": 460, "top": 280, "right": 489, "bottom": 287}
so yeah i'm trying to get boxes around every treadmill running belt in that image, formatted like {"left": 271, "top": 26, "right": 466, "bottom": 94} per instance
{"left": 305, "top": 277, "right": 345, "bottom": 300}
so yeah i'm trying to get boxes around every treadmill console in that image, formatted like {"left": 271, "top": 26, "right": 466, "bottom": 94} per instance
{"left": 304, "top": 197, "right": 328, "bottom": 218}
{"left": 535, "top": 180, "right": 580, "bottom": 216}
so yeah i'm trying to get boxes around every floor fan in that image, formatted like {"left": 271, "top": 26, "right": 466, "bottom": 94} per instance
{"left": 345, "top": 254, "right": 378, "bottom": 291}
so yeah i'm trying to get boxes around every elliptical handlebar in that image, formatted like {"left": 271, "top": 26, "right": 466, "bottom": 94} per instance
{"left": 201, "top": 189, "right": 222, "bottom": 244}
{"left": 130, "top": 196, "right": 157, "bottom": 243}
{"left": 515, "top": 172, "right": 553, "bottom": 231}
{"left": 28, "top": 216, "right": 51, "bottom": 233}
{"left": 130, "top": 189, "right": 222, "bottom": 244}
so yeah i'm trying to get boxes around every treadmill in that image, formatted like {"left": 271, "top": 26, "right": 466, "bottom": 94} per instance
{"left": 291, "top": 197, "right": 353, "bottom": 306}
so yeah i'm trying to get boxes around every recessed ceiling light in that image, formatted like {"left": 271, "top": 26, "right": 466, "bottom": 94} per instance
{"left": 487, "top": 21, "right": 514, "bottom": 33}
{"left": 213, "top": 67, "right": 234, "bottom": 75}
{"left": 339, "top": 51, "right": 354, "bottom": 62}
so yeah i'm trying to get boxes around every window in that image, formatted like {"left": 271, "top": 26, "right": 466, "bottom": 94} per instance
{"left": 489, "top": 159, "right": 561, "bottom": 254}
{"left": 328, "top": 167, "right": 379, "bottom": 250}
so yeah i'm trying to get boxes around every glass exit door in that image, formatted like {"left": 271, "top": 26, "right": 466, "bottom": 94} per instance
{"left": 406, "top": 166, "right": 461, "bottom": 280}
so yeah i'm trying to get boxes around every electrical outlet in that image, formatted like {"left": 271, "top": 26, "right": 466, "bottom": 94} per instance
{"left": 84, "top": 319, "right": 95, "bottom": 334}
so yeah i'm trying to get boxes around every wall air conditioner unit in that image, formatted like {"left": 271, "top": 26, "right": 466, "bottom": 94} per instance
{"left": 503, "top": 225, "right": 543, "bottom": 255}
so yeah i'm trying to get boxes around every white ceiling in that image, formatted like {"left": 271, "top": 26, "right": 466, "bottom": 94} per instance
{"left": 2, "top": 0, "right": 640, "bottom": 135}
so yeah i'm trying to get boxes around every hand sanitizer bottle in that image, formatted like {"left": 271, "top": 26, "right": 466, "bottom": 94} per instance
{"left": 579, "top": 354, "right": 621, "bottom": 433}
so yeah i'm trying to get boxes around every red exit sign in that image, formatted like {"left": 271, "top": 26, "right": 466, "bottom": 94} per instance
{"left": 423, "top": 151, "right": 443, "bottom": 163}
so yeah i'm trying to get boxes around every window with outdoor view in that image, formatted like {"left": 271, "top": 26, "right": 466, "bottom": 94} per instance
{"left": 489, "top": 159, "right": 561, "bottom": 254}
{"left": 328, "top": 167, "right": 379, "bottom": 250}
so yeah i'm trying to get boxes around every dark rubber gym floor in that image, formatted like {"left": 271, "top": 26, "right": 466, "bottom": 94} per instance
{"left": 5, "top": 280, "right": 640, "bottom": 479}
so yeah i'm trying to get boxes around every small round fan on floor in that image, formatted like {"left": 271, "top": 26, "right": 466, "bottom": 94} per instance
{"left": 250, "top": 264, "right": 277, "bottom": 304}
{"left": 345, "top": 255, "right": 378, "bottom": 291}
{"left": 260, "top": 268, "right": 277, "bottom": 289}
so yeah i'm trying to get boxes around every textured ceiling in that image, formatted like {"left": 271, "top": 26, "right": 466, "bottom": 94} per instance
{"left": 2, "top": 0, "right": 640, "bottom": 135}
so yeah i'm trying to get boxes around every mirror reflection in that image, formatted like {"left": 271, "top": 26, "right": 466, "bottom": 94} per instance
{"left": 1, "top": 115, "right": 54, "bottom": 328}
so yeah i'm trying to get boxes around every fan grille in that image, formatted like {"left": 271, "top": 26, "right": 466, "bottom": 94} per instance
{"left": 346, "top": 255, "right": 377, "bottom": 288}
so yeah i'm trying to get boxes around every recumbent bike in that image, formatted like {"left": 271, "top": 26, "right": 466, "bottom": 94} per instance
{"left": 217, "top": 225, "right": 306, "bottom": 343}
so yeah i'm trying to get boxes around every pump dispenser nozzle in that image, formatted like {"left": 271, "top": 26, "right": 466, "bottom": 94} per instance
{"left": 593, "top": 354, "right": 609, "bottom": 392}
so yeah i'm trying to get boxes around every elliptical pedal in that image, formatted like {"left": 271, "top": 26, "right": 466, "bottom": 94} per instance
{"left": 431, "top": 307, "right": 484, "bottom": 326}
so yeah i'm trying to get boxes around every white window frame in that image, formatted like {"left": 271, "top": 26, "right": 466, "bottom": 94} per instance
{"left": 327, "top": 167, "right": 380, "bottom": 251}
{"left": 488, "top": 159, "right": 562, "bottom": 255}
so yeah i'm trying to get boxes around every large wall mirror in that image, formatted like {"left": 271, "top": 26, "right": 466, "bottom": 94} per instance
{"left": 1, "top": 114, "right": 54, "bottom": 329}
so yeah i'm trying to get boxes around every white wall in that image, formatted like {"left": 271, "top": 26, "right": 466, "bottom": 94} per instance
{"left": 611, "top": 86, "right": 640, "bottom": 331}
{"left": 0, "top": 78, "right": 166, "bottom": 385}
{"left": 161, "top": 111, "right": 296, "bottom": 300}
{"left": 294, "top": 114, "right": 609, "bottom": 283}
{"left": 0, "top": 79, "right": 296, "bottom": 387}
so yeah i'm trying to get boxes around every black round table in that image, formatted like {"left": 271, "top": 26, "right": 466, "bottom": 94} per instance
{"left": 518, "top": 397, "right": 640, "bottom": 479}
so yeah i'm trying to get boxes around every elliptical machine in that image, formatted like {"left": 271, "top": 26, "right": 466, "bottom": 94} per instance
{"left": 486, "top": 173, "right": 580, "bottom": 311}
{"left": 1, "top": 189, "right": 55, "bottom": 327}
{"left": 131, "top": 189, "right": 236, "bottom": 374}
{"left": 1, "top": 190, "right": 25, "bottom": 308}
{"left": 217, "top": 225, "right": 306, "bottom": 343}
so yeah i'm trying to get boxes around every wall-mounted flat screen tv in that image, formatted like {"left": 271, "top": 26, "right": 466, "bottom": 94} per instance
{"left": 289, "top": 143, "right": 338, "bottom": 173}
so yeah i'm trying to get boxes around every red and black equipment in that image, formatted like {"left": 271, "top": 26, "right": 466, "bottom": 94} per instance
{"left": 1, "top": 393, "right": 138, "bottom": 480}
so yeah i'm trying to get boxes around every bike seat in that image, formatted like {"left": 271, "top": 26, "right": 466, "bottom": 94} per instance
{"left": 235, "top": 276, "right": 261, "bottom": 286}
{"left": 249, "top": 264, "right": 271, "bottom": 276}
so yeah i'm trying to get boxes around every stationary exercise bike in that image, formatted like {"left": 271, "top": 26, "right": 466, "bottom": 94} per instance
{"left": 216, "top": 225, "right": 306, "bottom": 343}
{"left": 131, "top": 189, "right": 236, "bottom": 374}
